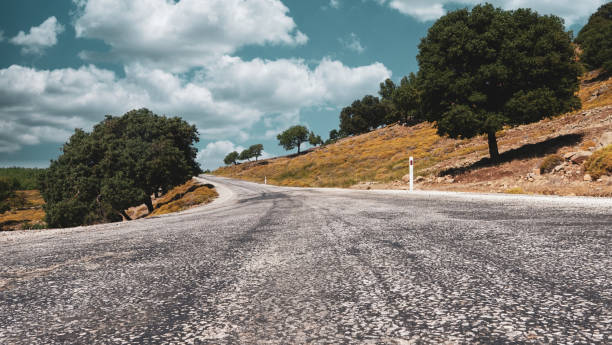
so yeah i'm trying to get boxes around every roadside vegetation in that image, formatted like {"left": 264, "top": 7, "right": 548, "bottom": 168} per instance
{"left": 216, "top": 3, "right": 612, "bottom": 196}
{"left": 0, "top": 168, "right": 46, "bottom": 190}
{"left": 126, "top": 179, "right": 217, "bottom": 219}
{"left": 585, "top": 145, "right": 612, "bottom": 179}
{"left": 39, "top": 108, "right": 202, "bottom": 228}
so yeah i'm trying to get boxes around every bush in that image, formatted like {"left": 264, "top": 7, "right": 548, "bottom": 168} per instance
{"left": 43, "top": 199, "right": 91, "bottom": 228}
{"left": 584, "top": 144, "right": 612, "bottom": 179}
{"left": 540, "top": 154, "right": 563, "bottom": 174}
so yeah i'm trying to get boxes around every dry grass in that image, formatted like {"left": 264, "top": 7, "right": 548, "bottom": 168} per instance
{"left": 215, "top": 73, "right": 612, "bottom": 197}
{"left": 0, "top": 190, "right": 46, "bottom": 231}
{"left": 215, "top": 123, "right": 471, "bottom": 187}
{"left": 1, "top": 179, "right": 217, "bottom": 230}
{"left": 578, "top": 71, "right": 612, "bottom": 110}
{"left": 127, "top": 179, "right": 218, "bottom": 219}
{"left": 584, "top": 145, "right": 612, "bottom": 179}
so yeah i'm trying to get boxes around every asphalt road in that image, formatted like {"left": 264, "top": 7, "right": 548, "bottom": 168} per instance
{"left": 1, "top": 175, "right": 611, "bottom": 344}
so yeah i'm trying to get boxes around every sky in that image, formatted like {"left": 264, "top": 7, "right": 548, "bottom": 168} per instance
{"left": 0, "top": 0, "right": 606, "bottom": 170}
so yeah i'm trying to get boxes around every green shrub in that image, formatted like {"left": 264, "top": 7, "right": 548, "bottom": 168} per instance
{"left": 44, "top": 199, "right": 91, "bottom": 228}
{"left": 584, "top": 144, "right": 612, "bottom": 179}
{"left": 539, "top": 154, "right": 563, "bottom": 174}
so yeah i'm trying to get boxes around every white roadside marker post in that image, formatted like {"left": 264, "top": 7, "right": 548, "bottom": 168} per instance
{"left": 409, "top": 156, "right": 414, "bottom": 192}
{"left": 264, "top": 176, "right": 267, "bottom": 185}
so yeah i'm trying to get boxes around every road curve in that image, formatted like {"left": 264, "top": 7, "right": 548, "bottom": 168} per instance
{"left": 1, "top": 176, "right": 610, "bottom": 344}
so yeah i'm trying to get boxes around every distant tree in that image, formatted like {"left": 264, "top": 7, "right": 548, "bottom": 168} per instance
{"left": 417, "top": 4, "right": 581, "bottom": 162}
{"left": 238, "top": 149, "right": 253, "bottom": 161}
{"left": 329, "top": 129, "right": 339, "bottom": 141}
{"left": 0, "top": 167, "right": 43, "bottom": 190}
{"left": 40, "top": 108, "right": 201, "bottom": 228}
{"left": 339, "top": 95, "right": 388, "bottom": 135}
{"left": 575, "top": 2, "right": 612, "bottom": 74}
{"left": 379, "top": 74, "right": 422, "bottom": 126}
{"left": 308, "top": 131, "right": 323, "bottom": 147}
{"left": 224, "top": 151, "right": 239, "bottom": 165}
{"left": 277, "top": 125, "right": 309, "bottom": 154}
{"left": 248, "top": 144, "right": 264, "bottom": 161}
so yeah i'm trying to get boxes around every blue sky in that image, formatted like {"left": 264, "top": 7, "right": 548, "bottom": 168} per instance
{"left": 0, "top": 0, "right": 604, "bottom": 170}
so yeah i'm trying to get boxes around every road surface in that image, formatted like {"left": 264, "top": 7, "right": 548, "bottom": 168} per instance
{"left": 1, "top": 175, "right": 611, "bottom": 344}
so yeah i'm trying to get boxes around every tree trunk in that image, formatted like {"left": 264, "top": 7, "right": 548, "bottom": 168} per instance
{"left": 297, "top": 143, "right": 301, "bottom": 154}
{"left": 487, "top": 131, "right": 500, "bottom": 162}
{"left": 120, "top": 210, "right": 132, "bottom": 221}
{"left": 144, "top": 196, "right": 154, "bottom": 214}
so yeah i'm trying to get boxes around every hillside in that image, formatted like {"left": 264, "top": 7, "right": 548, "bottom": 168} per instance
{"left": 0, "top": 178, "right": 218, "bottom": 231}
{"left": 214, "top": 73, "right": 612, "bottom": 197}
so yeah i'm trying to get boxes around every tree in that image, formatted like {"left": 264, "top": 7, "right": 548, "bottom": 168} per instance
{"left": 40, "top": 109, "right": 201, "bottom": 228}
{"left": 249, "top": 144, "right": 264, "bottom": 161}
{"left": 575, "top": 2, "right": 612, "bottom": 74}
{"left": 379, "top": 74, "right": 422, "bottom": 125}
{"left": 238, "top": 149, "right": 253, "bottom": 161}
{"left": 339, "top": 95, "right": 388, "bottom": 135}
{"left": 417, "top": 4, "right": 581, "bottom": 161}
{"left": 277, "top": 125, "right": 309, "bottom": 154}
{"left": 224, "top": 151, "right": 239, "bottom": 165}
{"left": 329, "top": 129, "right": 339, "bottom": 141}
{"left": 308, "top": 131, "right": 323, "bottom": 147}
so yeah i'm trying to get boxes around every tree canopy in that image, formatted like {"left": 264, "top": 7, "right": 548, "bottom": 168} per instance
{"left": 238, "top": 149, "right": 253, "bottom": 161}
{"left": 308, "top": 131, "right": 323, "bottom": 147}
{"left": 40, "top": 108, "right": 201, "bottom": 228}
{"left": 379, "top": 74, "right": 422, "bottom": 126}
{"left": 339, "top": 95, "right": 389, "bottom": 136}
{"left": 277, "top": 125, "right": 309, "bottom": 154}
{"left": 576, "top": 2, "right": 612, "bottom": 74}
{"left": 417, "top": 4, "right": 581, "bottom": 161}
{"left": 249, "top": 144, "right": 264, "bottom": 161}
{"left": 224, "top": 151, "right": 239, "bottom": 165}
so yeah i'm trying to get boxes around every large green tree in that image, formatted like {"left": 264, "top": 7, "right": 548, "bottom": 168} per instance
{"left": 575, "top": 2, "right": 612, "bottom": 74}
{"left": 339, "top": 95, "right": 389, "bottom": 135}
{"left": 277, "top": 125, "right": 309, "bottom": 154}
{"left": 417, "top": 4, "right": 581, "bottom": 161}
{"left": 40, "top": 108, "right": 201, "bottom": 228}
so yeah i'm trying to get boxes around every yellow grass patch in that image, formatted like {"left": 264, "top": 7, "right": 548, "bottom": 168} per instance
{"left": 0, "top": 190, "right": 46, "bottom": 230}
{"left": 149, "top": 182, "right": 217, "bottom": 217}
{"left": 127, "top": 179, "right": 218, "bottom": 219}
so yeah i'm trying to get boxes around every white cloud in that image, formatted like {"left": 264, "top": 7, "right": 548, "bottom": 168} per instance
{"left": 378, "top": 0, "right": 606, "bottom": 25}
{"left": 340, "top": 33, "right": 365, "bottom": 54}
{"left": 196, "top": 140, "right": 272, "bottom": 170}
{"left": 0, "top": 58, "right": 390, "bottom": 153}
{"left": 205, "top": 56, "right": 390, "bottom": 114}
{"left": 197, "top": 140, "right": 245, "bottom": 170}
{"left": 330, "top": 0, "right": 341, "bottom": 9}
{"left": 73, "top": 0, "right": 308, "bottom": 71}
{"left": 0, "top": 30, "right": 5, "bottom": 42}
{"left": 9, "top": 16, "right": 64, "bottom": 55}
